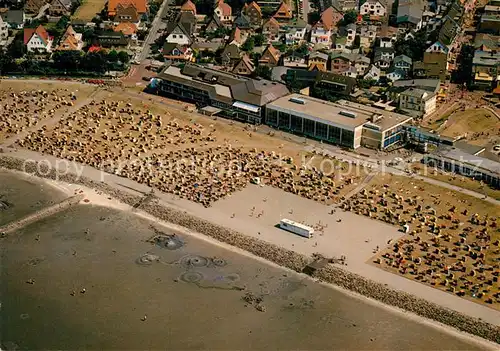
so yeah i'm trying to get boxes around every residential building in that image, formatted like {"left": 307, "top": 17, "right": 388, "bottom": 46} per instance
{"left": 310, "top": 6, "right": 343, "bottom": 46}
{"left": 96, "top": 31, "right": 130, "bottom": 47}
{"left": 205, "top": 14, "right": 223, "bottom": 32}
{"left": 176, "top": 11, "right": 197, "bottom": 36}
{"left": 114, "top": 2, "right": 140, "bottom": 24}
{"left": 156, "top": 63, "right": 290, "bottom": 124}
{"left": 353, "top": 54, "right": 370, "bottom": 76}
{"left": 273, "top": 1, "right": 292, "bottom": 21}
{"left": 374, "top": 47, "right": 395, "bottom": 62}
{"left": 472, "top": 50, "right": 500, "bottom": 90}
{"left": 396, "top": 0, "right": 424, "bottom": 31}
{"left": 180, "top": 0, "right": 197, "bottom": 14}
{"left": 0, "top": 9, "right": 24, "bottom": 29}
{"left": 345, "top": 23, "right": 356, "bottom": 47}
{"left": 25, "top": 0, "right": 46, "bottom": 14}
{"left": 364, "top": 64, "right": 380, "bottom": 81}
{"left": 283, "top": 19, "right": 307, "bottom": 45}
{"left": 24, "top": 25, "right": 53, "bottom": 52}
{"left": 393, "top": 54, "right": 412, "bottom": 71}
{"left": 233, "top": 54, "right": 255, "bottom": 75}
{"left": 331, "top": 52, "right": 352, "bottom": 74}
{"left": 308, "top": 51, "right": 328, "bottom": 71}
{"left": 214, "top": 0, "right": 232, "bottom": 23}
{"left": 474, "top": 33, "right": 500, "bottom": 52}
{"left": 233, "top": 13, "right": 252, "bottom": 29}
{"left": 114, "top": 22, "right": 138, "bottom": 42}
{"left": 162, "top": 43, "right": 193, "bottom": 61}
{"left": 313, "top": 71, "right": 357, "bottom": 97}
{"left": 392, "top": 79, "right": 440, "bottom": 93}
{"left": 48, "top": 0, "right": 72, "bottom": 16}
{"left": 333, "top": 36, "right": 349, "bottom": 52}
{"left": 221, "top": 43, "right": 240, "bottom": 64}
{"left": 56, "top": 25, "right": 84, "bottom": 51}
{"left": 165, "top": 22, "right": 192, "bottom": 45}
{"left": 377, "top": 26, "right": 398, "bottom": 48}
{"left": 374, "top": 57, "right": 391, "bottom": 70}
{"left": 259, "top": 44, "right": 280, "bottom": 66}
{"left": 423, "top": 41, "right": 449, "bottom": 81}
{"left": 283, "top": 51, "right": 307, "bottom": 68}
{"left": 265, "top": 94, "right": 412, "bottom": 149}
{"left": 262, "top": 17, "right": 280, "bottom": 42}
{"left": 359, "top": 0, "right": 386, "bottom": 16}
{"left": 228, "top": 26, "right": 243, "bottom": 46}
{"left": 243, "top": 1, "right": 262, "bottom": 26}
{"left": 479, "top": 14, "right": 500, "bottom": 34}
{"left": 386, "top": 67, "right": 405, "bottom": 81}
{"left": 359, "top": 25, "right": 377, "bottom": 48}
{"left": 108, "top": 0, "right": 147, "bottom": 18}
{"left": 399, "top": 87, "right": 436, "bottom": 117}
{"left": 423, "top": 147, "right": 500, "bottom": 188}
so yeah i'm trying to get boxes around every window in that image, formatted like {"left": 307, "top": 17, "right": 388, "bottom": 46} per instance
{"left": 172, "top": 34, "right": 177, "bottom": 38}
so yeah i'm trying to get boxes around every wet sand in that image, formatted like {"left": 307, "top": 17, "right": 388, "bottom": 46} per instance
{"left": 0, "top": 176, "right": 495, "bottom": 350}
{"left": 0, "top": 170, "right": 67, "bottom": 226}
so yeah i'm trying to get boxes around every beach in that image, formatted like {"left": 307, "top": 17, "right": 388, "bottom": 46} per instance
{"left": 0, "top": 171, "right": 497, "bottom": 350}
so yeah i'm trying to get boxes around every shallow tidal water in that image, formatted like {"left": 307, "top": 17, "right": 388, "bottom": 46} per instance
{"left": 0, "top": 175, "right": 490, "bottom": 350}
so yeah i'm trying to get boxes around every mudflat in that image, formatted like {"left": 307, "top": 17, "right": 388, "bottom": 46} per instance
{"left": 0, "top": 176, "right": 492, "bottom": 350}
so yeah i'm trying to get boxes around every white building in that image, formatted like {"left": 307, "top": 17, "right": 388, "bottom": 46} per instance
{"left": 359, "top": 0, "right": 386, "bottom": 16}
{"left": 399, "top": 87, "right": 436, "bottom": 117}
{"left": 165, "top": 23, "right": 192, "bottom": 45}
{"left": 24, "top": 25, "right": 53, "bottom": 53}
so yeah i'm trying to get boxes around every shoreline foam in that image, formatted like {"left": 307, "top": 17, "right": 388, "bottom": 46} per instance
{"left": 0, "top": 155, "right": 499, "bottom": 345}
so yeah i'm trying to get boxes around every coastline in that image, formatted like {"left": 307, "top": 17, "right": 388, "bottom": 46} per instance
{"left": 1, "top": 155, "right": 499, "bottom": 345}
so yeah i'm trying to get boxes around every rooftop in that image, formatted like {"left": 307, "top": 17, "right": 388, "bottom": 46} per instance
{"left": 157, "top": 63, "right": 289, "bottom": 107}
{"left": 266, "top": 94, "right": 412, "bottom": 131}
{"left": 432, "top": 147, "right": 500, "bottom": 175}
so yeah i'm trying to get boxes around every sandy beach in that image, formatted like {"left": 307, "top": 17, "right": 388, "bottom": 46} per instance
{"left": 1, "top": 170, "right": 497, "bottom": 350}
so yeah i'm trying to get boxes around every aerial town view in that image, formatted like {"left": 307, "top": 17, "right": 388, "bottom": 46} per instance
{"left": 0, "top": 0, "right": 500, "bottom": 348}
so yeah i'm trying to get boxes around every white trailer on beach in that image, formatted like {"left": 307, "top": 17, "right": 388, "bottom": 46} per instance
{"left": 279, "top": 218, "right": 314, "bottom": 238}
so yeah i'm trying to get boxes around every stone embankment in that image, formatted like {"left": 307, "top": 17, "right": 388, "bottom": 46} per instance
{"left": 0, "top": 155, "right": 498, "bottom": 344}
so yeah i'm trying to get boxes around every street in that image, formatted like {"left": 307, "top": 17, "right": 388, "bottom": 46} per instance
{"left": 137, "top": 0, "right": 171, "bottom": 62}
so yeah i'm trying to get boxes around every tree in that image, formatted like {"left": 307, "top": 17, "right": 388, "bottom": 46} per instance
{"left": 107, "top": 50, "right": 119, "bottom": 62}
{"left": 53, "top": 51, "right": 83, "bottom": 71}
{"left": 8, "top": 38, "right": 26, "bottom": 59}
{"left": 340, "top": 9, "right": 357, "bottom": 26}
{"left": 253, "top": 65, "right": 272, "bottom": 80}
{"left": 253, "top": 33, "right": 265, "bottom": 47}
{"left": 56, "top": 15, "right": 70, "bottom": 30}
{"left": 118, "top": 51, "right": 130, "bottom": 64}
{"left": 82, "top": 52, "right": 107, "bottom": 73}
{"left": 241, "top": 36, "right": 255, "bottom": 51}
{"left": 394, "top": 30, "right": 428, "bottom": 61}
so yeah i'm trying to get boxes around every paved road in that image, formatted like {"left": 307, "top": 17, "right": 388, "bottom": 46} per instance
{"left": 137, "top": 0, "right": 171, "bottom": 62}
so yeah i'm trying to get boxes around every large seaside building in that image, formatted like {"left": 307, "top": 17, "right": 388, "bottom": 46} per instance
{"left": 264, "top": 94, "right": 412, "bottom": 149}
{"left": 424, "top": 147, "right": 500, "bottom": 188}
{"left": 156, "top": 63, "right": 289, "bottom": 124}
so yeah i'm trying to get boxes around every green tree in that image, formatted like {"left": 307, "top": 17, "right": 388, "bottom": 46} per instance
{"left": 340, "top": 9, "right": 357, "bottom": 26}
{"left": 253, "top": 33, "right": 266, "bottom": 46}
{"left": 118, "top": 51, "right": 130, "bottom": 64}
{"left": 241, "top": 36, "right": 255, "bottom": 51}
{"left": 53, "top": 51, "right": 83, "bottom": 71}
{"left": 82, "top": 52, "right": 107, "bottom": 73}
{"left": 107, "top": 50, "right": 119, "bottom": 62}
{"left": 56, "top": 15, "right": 70, "bottom": 30}
{"left": 7, "top": 37, "right": 26, "bottom": 59}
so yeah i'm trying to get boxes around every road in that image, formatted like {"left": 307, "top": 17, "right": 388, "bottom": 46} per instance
{"left": 137, "top": 0, "right": 171, "bottom": 62}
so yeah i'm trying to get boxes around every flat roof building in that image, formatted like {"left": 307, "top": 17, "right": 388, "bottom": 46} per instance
{"left": 156, "top": 63, "right": 289, "bottom": 124}
{"left": 265, "top": 94, "right": 412, "bottom": 149}
{"left": 424, "top": 147, "right": 500, "bottom": 188}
